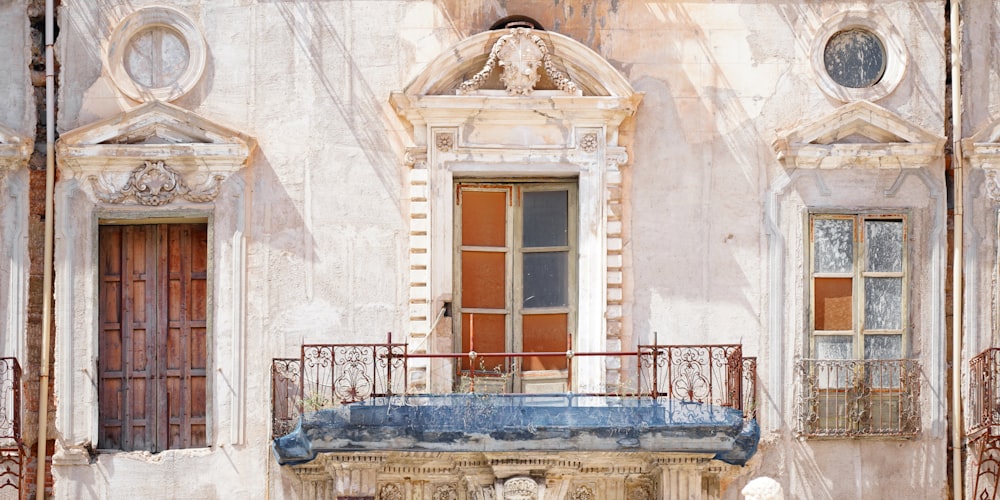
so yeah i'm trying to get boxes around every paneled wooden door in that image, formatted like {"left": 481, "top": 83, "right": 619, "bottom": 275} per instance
{"left": 98, "top": 223, "right": 207, "bottom": 451}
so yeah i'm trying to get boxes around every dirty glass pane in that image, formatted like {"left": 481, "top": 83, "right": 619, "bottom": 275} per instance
{"left": 865, "top": 335, "right": 903, "bottom": 388}
{"left": 865, "top": 277, "right": 902, "bottom": 330}
{"left": 864, "top": 334, "right": 902, "bottom": 359}
{"left": 823, "top": 28, "right": 886, "bottom": 89}
{"left": 866, "top": 220, "right": 903, "bottom": 272}
{"left": 523, "top": 252, "right": 568, "bottom": 308}
{"left": 815, "top": 336, "right": 853, "bottom": 360}
{"left": 522, "top": 190, "right": 568, "bottom": 248}
{"left": 815, "top": 336, "right": 852, "bottom": 389}
{"left": 813, "top": 219, "right": 853, "bottom": 273}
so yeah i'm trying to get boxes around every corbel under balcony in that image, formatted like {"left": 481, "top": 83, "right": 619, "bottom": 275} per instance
{"left": 773, "top": 100, "right": 945, "bottom": 170}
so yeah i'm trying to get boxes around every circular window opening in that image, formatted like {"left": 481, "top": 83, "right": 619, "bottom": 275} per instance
{"left": 124, "top": 26, "right": 190, "bottom": 89}
{"left": 489, "top": 15, "right": 545, "bottom": 31}
{"left": 823, "top": 28, "right": 886, "bottom": 89}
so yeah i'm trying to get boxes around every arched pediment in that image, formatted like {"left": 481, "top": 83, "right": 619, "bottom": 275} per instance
{"left": 401, "top": 28, "right": 636, "bottom": 99}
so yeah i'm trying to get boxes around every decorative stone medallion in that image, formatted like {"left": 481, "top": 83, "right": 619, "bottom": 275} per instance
{"left": 571, "top": 485, "right": 595, "bottom": 500}
{"left": 433, "top": 484, "right": 459, "bottom": 500}
{"left": 379, "top": 483, "right": 403, "bottom": 500}
{"left": 107, "top": 6, "right": 207, "bottom": 102}
{"left": 502, "top": 477, "right": 538, "bottom": 500}
{"left": 458, "top": 27, "right": 580, "bottom": 96}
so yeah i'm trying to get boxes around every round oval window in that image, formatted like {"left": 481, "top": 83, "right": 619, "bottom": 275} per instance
{"left": 124, "top": 26, "right": 191, "bottom": 89}
{"left": 823, "top": 28, "right": 886, "bottom": 89}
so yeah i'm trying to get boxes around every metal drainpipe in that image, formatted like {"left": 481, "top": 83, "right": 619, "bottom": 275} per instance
{"left": 36, "top": 0, "right": 55, "bottom": 497}
{"left": 950, "top": 0, "right": 964, "bottom": 498}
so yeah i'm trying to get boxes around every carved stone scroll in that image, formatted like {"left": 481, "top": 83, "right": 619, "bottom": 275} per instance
{"left": 90, "top": 160, "right": 224, "bottom": 206}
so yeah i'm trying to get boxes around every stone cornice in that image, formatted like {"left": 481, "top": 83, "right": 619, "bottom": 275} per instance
{"left": 56, "top": 100, "right": 256, "bottom": 179}
{"left": 773, "top": 100, "right": 944, "bottom": 169}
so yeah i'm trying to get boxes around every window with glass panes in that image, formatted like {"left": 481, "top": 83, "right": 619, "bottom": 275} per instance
{"left": 810, "top": 214, "right": 906, "bottom": 360}
{"left": 453, "top": 182, "right": 576, "bottom": 388}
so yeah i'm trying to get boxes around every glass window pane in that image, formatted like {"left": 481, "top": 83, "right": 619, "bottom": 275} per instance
{"left": 460, "top": 190, "right": 507, "bottom": 247}
{"left": 523, "top": 252, "right": 568, "bottom": 308}
{"left": 865, "top": 277, "right": 902, "bottom": 330}
{"left": 865, "top": 335, "right": 903, "bottom": 389}
{"left": 461, "top": 251, "right": 506, "bottom": 309}
{"left": 813, "top": 219, "right": 853, "bottom": 273}
{"left": 523, "top": 190, "right": 568, "bottom": 248}
{"left": 814, "top": 277, "right": 852, "bottom": 330}
{"left": 815, "top": 336, "right": 853, "bottom": 360}
{"left": 864, "top": 335, "right": 902, "bottom": 359}
{"left": 866, "top": 220, "right": 903, "bottom": 272}
{"left": 522, "top": 313, "right": 569, "bottom": 371}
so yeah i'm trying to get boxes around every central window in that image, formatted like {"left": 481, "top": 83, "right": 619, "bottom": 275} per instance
{"left": 799, "top": 212, "right": 920, "bottom": 436}
{"left": 453, "top": 181, "right": 577, "bottom": 392}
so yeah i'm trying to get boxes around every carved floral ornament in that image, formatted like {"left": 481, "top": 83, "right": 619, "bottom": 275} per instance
{"left": 90, "top": 160, "right": 224, "bottom": 206}
{"left": 459, "top": 27, "right": 581, "bottom": 96}
{"left": 379, "top": 483, "right": 403, "bottom": 500}
{"left": 502, "top": 477, "right": 538, "bottom": 500}
{"left": 433, "top": 484, "right": 459, "bottom": 500}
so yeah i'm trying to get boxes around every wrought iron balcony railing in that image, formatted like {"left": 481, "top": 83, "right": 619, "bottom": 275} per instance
{"left": 0, "top": 357, "right": 22, "bottom": 494}
{"left": 794, "top": 358, "right": 920, "bottom": 437}
{"left": 970, "top": 347, "right": 1000, "bottom": 436}
{"left": 271, "top": 337, "right": 758, "bottom": 438}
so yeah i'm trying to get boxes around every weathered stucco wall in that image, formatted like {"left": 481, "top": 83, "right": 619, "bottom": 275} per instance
{"left": 45, "top": 1, "right": 952, "bottom": 499}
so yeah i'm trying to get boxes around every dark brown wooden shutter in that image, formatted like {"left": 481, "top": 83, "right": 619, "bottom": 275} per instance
{"left": 98, "top": 224, "right": 207, "bottom": 451}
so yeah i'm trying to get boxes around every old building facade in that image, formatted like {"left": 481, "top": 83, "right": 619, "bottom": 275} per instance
{"left": 4, "top": 0, "right": 1000, "bottom": 498}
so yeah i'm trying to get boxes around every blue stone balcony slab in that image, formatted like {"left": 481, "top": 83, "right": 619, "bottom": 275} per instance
{"left": 272, "top": 394, "right": 759, "bottom": 466}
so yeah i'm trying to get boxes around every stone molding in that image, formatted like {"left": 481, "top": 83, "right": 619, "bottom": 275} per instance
{"left": 293, "top": 451, "right": 723, "bottom": 500}
{"left": 962, "top": 117, "right": 1000, "bottom": 203}
{"left": 0, "top": 123, "right": 33, "bottom": 172}
{"left": 773, "top": 100, "right": 944, "bottom": 169}
{"left": 57, "top": 100, "right": 255, "bottom": 205}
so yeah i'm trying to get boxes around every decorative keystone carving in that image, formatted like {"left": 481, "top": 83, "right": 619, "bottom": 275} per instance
{"left": 502, "top": 477, "right": 538, "bottom": 500}
{"left": 436, "top": 133, "right": 455, "bottom": 152}
{"left": 580, "top": 133, "right": 598, "bottom": 153}
{"left": 571, "top": 485, "right": 595, "bottom": 500}
{"left": 459, "top": 27, "right": 581, "bottom": 96}
{"left": 433, "top": 484, "right": 459, "bottom": 500}
{"left": 90, "top": 160, "right": 224, "bottom": 206}
{"left": 380, "top": 483, "right": 404, "bottom": 500}
{"left": 626, "top": 484, "right": 652, "bottom": 500}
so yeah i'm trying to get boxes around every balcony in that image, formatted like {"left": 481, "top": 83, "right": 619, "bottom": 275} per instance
{"left": 794, "top": 358, "right": 920, "bottom": 437}
{"left": 271, "top": 340, "right": 758, "bottom": 467}
{"left": 970, "top": 348, "right": 1000, "bottom": 499}
{"left": 0, "top": 358, "right": 22, "bottom": 495}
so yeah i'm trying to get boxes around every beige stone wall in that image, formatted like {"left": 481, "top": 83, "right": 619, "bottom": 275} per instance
{"left": 44, "top": 1, "right": 954, "bottom": 499}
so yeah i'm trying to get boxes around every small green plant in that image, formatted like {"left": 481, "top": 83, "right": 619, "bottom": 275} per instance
{"left": 299, "top": 392, "right": 333, "bottom": 412}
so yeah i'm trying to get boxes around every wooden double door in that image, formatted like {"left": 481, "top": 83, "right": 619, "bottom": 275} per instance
{"left": 97, "top": 223, "right": 207, "bottom": 451}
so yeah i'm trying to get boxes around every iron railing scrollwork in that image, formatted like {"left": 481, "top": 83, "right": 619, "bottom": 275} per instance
{"left": 0, "top": 358, "right": 23, "bottom": 495}
{"left": 970, "top": 347, "right": 1000, "bottom": 499}
{"left": 271, "top": 339, "right": 757, "bottom": 438}
{"left": 794, "top": 358, "right": 920, "bottom": 437}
